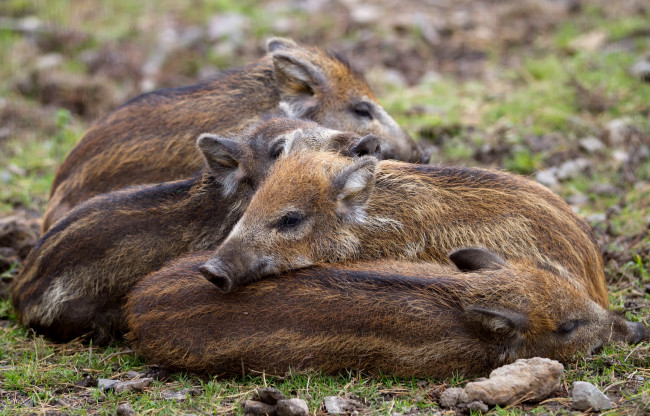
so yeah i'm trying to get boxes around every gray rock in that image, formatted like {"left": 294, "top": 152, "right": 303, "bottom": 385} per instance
{"left": 255, "top": 387, "right": 286, "bottom": 405}
{"left": 567, "top": 192, "right": 589, "bottom": 206}
{"left": 323, "top": 396, "right": 365, "bottom": 414}
{"left": 243, "top": 399, "right": 276, "bottom": 415}
{"left": 465, "top": 401, "right": 489, "bottom": 413}
{"left": 124, "top": 371, "right": 144, "bottom": 379}
{"left": 579, "top": 136, "right": 605, "bottom": 153}
{"left": 589, "top": 183, "right": 620, "bottom": 196}
{"left": 207, "top": 13, "right": 248, "bottom": 42}
{"left": 98, "top": 378, "right": 119, "bottom": 391}
{"left": 556, "top": 158, "right": 589, "bottom": 180}
{"left": 630, "top": 59, "right": 650, "bottom": 82}
{"left": 276, "top": 398, "right": 309, "bottom": 416}
{"left": 113, "top": 377, "right": 153, "bottom": 394}
{"left": 348, "top": 4, "right": 382, "bottom": 25}
{"left": 163, "top": 389, "right": 189, "bottom": 401}
{"left": 536, "top": 168, "right": 558, "bottom": 187}
{"left": 439, "top": 387, "right": 468, "bottom": 408}
{"left": 605, "top": 119, "right": 632, "bottom": 146}
{"left": 586, "top": 213, "right": 606, "bottom": 223}
{"left": 116, "top": 403, "right": 136, "bottom": 416}
{"left": 572, "top": 381, "right": 612, "bottom": 411}
{"left": 465, "top": 358, "right": 564, "bottom": 406}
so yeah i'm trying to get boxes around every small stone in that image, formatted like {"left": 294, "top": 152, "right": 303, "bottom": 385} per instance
{"left": 579, "top": 136, "right": 604, "bottom": 153}
{"left": 207, "top": 13, "right": 248, "bottom": 42}
{"left": 556, "top": 158, "right": 589, "bottom": 180}
{"left": 113, "top": 377, "right": 153, "bottom": 393}
{"left": 324, "top": 396, "right": 344, "bottom": 414}
{"left": 74, "top": 374, "right": 97, "bottom": 388}
{"left": 116, "top": 403, "right": 136, "bottom": 416}
{"left": 613, "top": 150, "right": 628, "bottom": 163}
{"left": 97, "top": 378, "right": 119, "bottom": 391}
{"left": 589, "top": 183, "right": 620, "bottom": 196}
{"left": 567, "top": 192, "right": 589, "bottom": 206}
{"left": 35, "top": 53, "right": 63, "bottom": 71}
{"left": 465, "top": 401, "right": 489, "bottom": 413}
{"left": 586, "top": 213, "right": 606, "bottom": 223}
{"left": 243, "top": 399, "right": 276, "bottom": 415}
{"left": 163, "top": 390, "right": 189, "bottom": 401}
{"left": 125, "top": 371, "right": 144, "bottom": 379}
{"left": 572, "top": 381, "right": 612, "bottom": 411}
{"left": 630, "top": 59, "right": 650, "bottom": 82}
{"left": 568, "top": 31, "right": 607, "bottom": 53}
{"left": 605, "top": 119, "right": 631, "bottom": 146}
{"left": 439, "top": 387, "right": 468, "bottom": 408}
{"left": 323, "top": 396, "right": 365, "bottom": 414}
{"left": 349, "top": 4, "right": 382, "bottom": 25}
{"left": 276, "top": 398, "right": 309, "bottom": 416}
{"left": 255, "top": 387, "right": 286, "bottom": 405}
{"left": 536, "top": 168, "right": 558, "bottom": 187}
{"left": 465, "top": 358, "right": 564, "bottom": 406}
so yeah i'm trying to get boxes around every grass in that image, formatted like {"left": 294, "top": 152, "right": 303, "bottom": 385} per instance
{"left": 1, "top": 0, "right": 649, "bottom": 414}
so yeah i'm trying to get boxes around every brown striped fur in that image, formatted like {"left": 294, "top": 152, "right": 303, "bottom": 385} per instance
{"left": 11, "top": 118, "right": 377, "bottom": 344}
{"left": 202, "top": 151, "right": 609, "bottom": 307}
{"left": 43, "top": 37, "right": 421, "bottom": 232}
{"left": 126, "top": 250, "right": 645, "bottom": 377}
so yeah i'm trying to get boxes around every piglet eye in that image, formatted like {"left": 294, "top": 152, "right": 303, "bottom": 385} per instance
{"left": 557, "top": 319, "right": 584, "bottom": 335}
{"left": 277, "top": 211, "right": 303, "bottom": 231}
{"left": 269, "top": 139, "right": 286, "bottom": 160}
{"left": 353, "top": 102, "right": 373, "bottom": 120}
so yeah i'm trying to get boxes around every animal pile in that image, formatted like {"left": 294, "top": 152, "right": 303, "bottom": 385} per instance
{"left": 11, "top": 38, "right": 647, "bottom": 378}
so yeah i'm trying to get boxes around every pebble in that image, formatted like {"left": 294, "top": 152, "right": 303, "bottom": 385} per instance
{"left": 116, "top": 403, "right": 136, "bottom": 416}
{"left": 162, "top": 389, "right": 189, "bottom": 401}
{"left": 323, "top": 396, "right": 365, "bottom": 414}
{"left": 572, "top": 381, "right": 612, "bottom": 411}
{"left": 579, "top": 136, "right": 604, "bottom": 153}
{"left": 276, "top": 398, "right": 309, "bottom": 416}
{"left": 605, "top": 119, "right": 631, "bottom": 146}
{"left": 586, "top": 213, "right": 606, "bottom": 223}
{"left": 113, "top": 377, "right": 153, "bottom": 393}
{"left": 439, "top": 387, "right": 468, "bottom": 408}
{"left": 536, "top": 168, "right": 558, "bottom": 187}
{"left": 464, "top": 358, "right": 564, "bottom": 406}
{"left": 124, "top": 370, "right": 145, "bottom": 379}
{"left": 465, "top": 400, "right": 489, "bottom": 413}
{"left": 254, "top": 387, "right": 286, "bottom": 405}
{"left": 244, "top": 399, "right": 276, "bottom": 415}
{"left": 630, "top": 59, "right": 650, "bottom": 82}
{"left": 556, "top": 158, "right": 589, "bottom": 180}
{"left": 97, "top": 378, "right": 119, "bottom": 391}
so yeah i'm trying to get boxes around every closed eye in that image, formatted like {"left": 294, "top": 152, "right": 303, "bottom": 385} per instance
{"left": 557, "top": 319, "right": 586, "bottom": 335}
{"left": 352, "top": 102, "right": 373, "bottom": 120}
{"left": 276, "top": 211, "right": 303, "bottom": 231}
{"left": 269, "top": 139, "right": 287, "bottom": 159}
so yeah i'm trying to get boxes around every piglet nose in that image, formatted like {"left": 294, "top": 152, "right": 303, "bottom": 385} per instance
{"left": 350, "top": 134, "right": 381, "bottom": 159}
{"left": 199, "top": 259, "right": 234, "bottom": 293}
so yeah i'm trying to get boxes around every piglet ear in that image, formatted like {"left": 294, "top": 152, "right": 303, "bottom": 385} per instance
{"left": 196, "top": 134, "right": 247, "bottom": 196}
{"left": 271, "top": 47, "right": 328, "bottom": 117}
{"left": 449, "top": 247, "right": 506, "bottom": 272}
{"left": 266, "top": 37, "right": 298, "bottom": 52}
{"left": 465, "top": 306, "right": 529, "bottom": 340}
{"left": 332, "top": 156, "right": 377, "bottom": 223}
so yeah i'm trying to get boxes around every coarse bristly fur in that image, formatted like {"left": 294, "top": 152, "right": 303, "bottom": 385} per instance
{"left": 11, "top": 117, "right": 379, "bottom": 344}
{"left": 43, "top": 37, "right": 421, "bottom": 232}
{"left": 202, "top": 151, "right": 609, "bottom": 308}
{"left": 125, "top": 249, "right": 646, "bottom": 378}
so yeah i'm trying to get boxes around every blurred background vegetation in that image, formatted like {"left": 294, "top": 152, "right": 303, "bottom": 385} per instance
{"left": 1, "top": 0, "right": 649, "bottom": 414}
